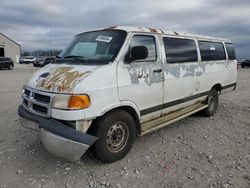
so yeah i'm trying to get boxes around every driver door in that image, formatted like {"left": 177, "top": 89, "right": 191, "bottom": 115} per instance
{"left": 117, "top": 34, "right": 164, "bottom": 123}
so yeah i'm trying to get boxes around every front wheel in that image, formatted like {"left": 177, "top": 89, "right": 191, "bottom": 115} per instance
{"left": 203, "top": 88, "right": 219, "bottom": 116}
{"left": 90, "top": 110, "right": 136, "bottom": 163}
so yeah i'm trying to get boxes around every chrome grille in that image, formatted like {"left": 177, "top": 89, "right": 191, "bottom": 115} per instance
{"left": 32, "top": 103, "right": 48, "bottom": 114}
{"left": 22, "top": 87, "right": 54, "bottom": 117}
{"left": 23, "top": 99, "right": 28, "bottom": 106}
{"left": 33, "top": 93, "right": 50, "bottom": 104}
{"left": 24, "top": 89, "right": 30, "bottom": 97}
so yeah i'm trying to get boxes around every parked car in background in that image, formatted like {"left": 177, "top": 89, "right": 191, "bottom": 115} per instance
{"left": 19, "top": 56, "right": 36, "bottom": 64}
{"left": 240, "top": 59, "right": 250, "bottom": 68}
{"left": 33, "top": 57, "right": 55, "bottom": 67}
{"left": 0, "top": 57, "right": 14, "bottom": 70}
{"left": 237, "top": 59, "right": 244, "bottom": 66}
{"left": 33, "top": 57, "right": 45, "bottom": 67}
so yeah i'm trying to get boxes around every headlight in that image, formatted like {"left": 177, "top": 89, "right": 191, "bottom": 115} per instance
{"left": 52, "top": 94, "right": 90, "bottom": 110}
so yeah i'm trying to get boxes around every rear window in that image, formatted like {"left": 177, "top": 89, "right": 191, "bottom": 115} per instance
{"left": 163, "top": 37, "right": 198, "bottom": 63}
{"left": 199, "top": 41, "right": 226, "bottom": 61}
{"left": 225, "top": 43, "right": 236, "bottom": 60}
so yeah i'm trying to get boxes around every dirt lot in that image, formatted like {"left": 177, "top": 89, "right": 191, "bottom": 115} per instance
{"left": 0, "top": 64, "right": 249, "bottom": 188}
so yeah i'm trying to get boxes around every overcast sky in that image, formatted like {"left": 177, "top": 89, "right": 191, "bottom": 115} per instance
{"left": 0, "top": 0, "right": 249, "bottom": 58}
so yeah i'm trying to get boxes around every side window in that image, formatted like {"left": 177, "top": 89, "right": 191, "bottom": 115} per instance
{"left": 129, "top": 35, "right": 157, "bottom": 61}
{"left": 225, "top": 43, "right": 236, "bottom": 60}
{"left": 163, "top": 37, "right": 198, "bottom": 63}
{"left": 199, "top": 41, "right": 226, "bottom": 61}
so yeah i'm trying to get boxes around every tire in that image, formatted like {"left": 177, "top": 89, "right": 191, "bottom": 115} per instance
{"left": 90, "top": 110, "right": 136, "bottom": 163}
{"left": 8, "top": 65, "right": 13, "bottom": 70}
{"left": 203, "top": 88, "right": 219, "bottom": 116}
{"left": 241, "top": 65, "right": 245, "bottom": 68}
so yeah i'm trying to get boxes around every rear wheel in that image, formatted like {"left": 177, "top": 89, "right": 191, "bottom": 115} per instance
{"left": 90, "top": 110, "right": 136, "bottom": 163}
{"left": 9, "top": 65, "right": 13, "bottom": 70}
{"left": 241, "top": 64, "right": 245, "bottom": 68}
{"left": 203, "top": 88, "right": 219, "bottom": 116}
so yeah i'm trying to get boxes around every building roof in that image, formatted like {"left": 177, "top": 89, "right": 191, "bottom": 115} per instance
{"left": 84, "top": 26, "right": 231, "bottom": 43}
{"left": 0, "top": 33, "right": 21, "bottom": 46}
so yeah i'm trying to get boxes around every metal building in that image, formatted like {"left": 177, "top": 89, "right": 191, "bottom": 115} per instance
{"left": 0, "top": 33, "right": 21, "bottom": 63}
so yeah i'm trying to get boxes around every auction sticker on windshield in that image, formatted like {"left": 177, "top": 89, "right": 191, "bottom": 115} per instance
{"left": 96, "top": 35, "right": 113, "bottom": 43}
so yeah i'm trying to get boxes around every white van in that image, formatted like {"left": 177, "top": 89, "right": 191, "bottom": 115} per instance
{"left": 18, "top": 26, "right": 237, "bottom": 163}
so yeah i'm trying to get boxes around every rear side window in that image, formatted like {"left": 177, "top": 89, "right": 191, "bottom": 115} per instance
{"left": 129, "top": 35, "right": 157, "bottom": 61}
{"left": 225, "top": 43, "right": 236, "bottom": 60}
{"left": 199, "top": 41, "right": 226, "bottom": 61}
{"left": 163, "top": 37, "right": 198, "bottom": 63}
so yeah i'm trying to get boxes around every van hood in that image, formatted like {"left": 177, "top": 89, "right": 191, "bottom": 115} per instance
{"left": 27, "top": 64, "right": 99, "bottom": 93}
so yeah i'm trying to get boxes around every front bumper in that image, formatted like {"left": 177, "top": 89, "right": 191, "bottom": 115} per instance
{"left": 18, "top": 105, "right": 97, "bottom": 162}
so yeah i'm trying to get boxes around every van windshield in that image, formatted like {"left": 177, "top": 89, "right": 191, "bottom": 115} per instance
{"left": 57, "top": 30, "right": 127, "bottom": 65}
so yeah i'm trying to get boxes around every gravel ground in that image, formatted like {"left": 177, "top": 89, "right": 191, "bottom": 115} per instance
{"left": 0, "top": 64, "right": 249, "bottom": 188}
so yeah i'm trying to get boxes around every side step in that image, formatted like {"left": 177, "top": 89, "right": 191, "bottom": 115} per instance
{"left": 140, "top": 102, "right": 208, "bottom": 136}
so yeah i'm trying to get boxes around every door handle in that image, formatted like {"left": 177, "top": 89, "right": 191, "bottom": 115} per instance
{"left": 153, "top": 69, "right": 162, "bottom": 73}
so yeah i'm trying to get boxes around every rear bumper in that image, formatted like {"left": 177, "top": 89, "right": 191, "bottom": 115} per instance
{"left": 18, "top": 105, "right": 97, "bottom": 162}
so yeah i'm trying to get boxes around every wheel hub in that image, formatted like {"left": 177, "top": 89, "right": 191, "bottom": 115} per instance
{"left": 106, "top": 122, "right": 129, "bottom": 153}
{"left": 208, "top": 96, "right": 215, "bottom": 111}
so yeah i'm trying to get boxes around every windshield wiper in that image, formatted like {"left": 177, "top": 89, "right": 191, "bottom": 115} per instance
{"left": 64, "top": 55, "right": 85, "bottom": 59}
{"left": 63, "top": 55, "right": 85, "bottom": 62}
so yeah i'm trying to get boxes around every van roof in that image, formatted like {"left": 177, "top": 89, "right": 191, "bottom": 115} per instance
{"left": 81, "top": 26, "right": 231, "bottom": 43}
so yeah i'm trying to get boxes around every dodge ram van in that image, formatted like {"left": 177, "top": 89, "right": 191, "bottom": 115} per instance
{"left": 18, "top": 26, "right": 237, "bottom": 163}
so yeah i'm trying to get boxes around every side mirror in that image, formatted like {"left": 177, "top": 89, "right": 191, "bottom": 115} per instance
{"left": 126, "top": 46, "right": 148, "bottom": 62}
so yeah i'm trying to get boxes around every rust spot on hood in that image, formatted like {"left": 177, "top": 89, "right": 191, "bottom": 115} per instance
{"left": 36, "top": 67, "right": 91, "bottom": 92}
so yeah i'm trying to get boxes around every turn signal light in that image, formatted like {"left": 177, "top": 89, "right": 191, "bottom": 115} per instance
{"left": 67, "top": 95, "right": 90, "bottom": 109}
